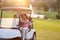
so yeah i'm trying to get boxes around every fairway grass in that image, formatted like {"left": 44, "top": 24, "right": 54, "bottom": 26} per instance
{"left": 33, "top": 19, "right": 60, "bottom": 40}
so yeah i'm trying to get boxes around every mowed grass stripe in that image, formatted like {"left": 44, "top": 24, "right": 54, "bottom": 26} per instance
{"left": 33, "top": 19, "right": 60, "bottom": 40}
{"left": 33, "top": 19, "right": 60, "bottom": 31}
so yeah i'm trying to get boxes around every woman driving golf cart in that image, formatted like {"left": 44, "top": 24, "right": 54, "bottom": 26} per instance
{"left": 20, "top": 13, "right": 29, "bottom": 40}
{"left": 14, "top": 12, "right": 32, "bottom": 40}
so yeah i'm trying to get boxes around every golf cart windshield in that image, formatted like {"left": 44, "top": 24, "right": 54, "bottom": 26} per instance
{"left": 0, "top": 9, "right": 19, "bottom": 28}
{"left": 0, "top": 7, "right": 31, "bottom": 28}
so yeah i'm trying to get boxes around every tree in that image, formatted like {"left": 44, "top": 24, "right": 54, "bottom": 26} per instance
{"left": 0, "top": 0, "right": 2, "bottom": 8}
{"left": 56, "top": 0, "right": 60, "bottom": 19}
{"left": 57, "top": 0, "right": 60, "bottom": 14}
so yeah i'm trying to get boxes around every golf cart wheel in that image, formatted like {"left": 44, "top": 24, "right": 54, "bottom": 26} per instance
{"left": 32, "top": 32, "right": 36, "bottom": 40}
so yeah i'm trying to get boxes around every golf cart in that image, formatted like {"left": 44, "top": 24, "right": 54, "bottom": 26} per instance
{"left": 0, "top": 7, "right": 36, "bottom": 40}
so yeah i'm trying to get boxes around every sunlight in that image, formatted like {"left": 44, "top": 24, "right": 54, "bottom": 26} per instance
{"left": 14, "top": 0, "right": 29, "bottom": 7}
{"left": 2, "top": 0, "right": 29, "bottom": 7}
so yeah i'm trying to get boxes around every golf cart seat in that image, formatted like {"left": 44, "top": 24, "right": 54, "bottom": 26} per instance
{"left": 1, "top": 18, "right": 19, "bottom": 28}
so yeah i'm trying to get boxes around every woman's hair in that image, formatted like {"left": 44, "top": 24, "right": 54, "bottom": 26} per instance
{"left": 22, "top": 14, "right": 29, "bottom": 19}
{"left": 29, "top": 16, "right": 32, "bottom": 21}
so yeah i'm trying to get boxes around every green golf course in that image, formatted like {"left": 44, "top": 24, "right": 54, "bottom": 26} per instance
{"left": 33, "top": 19, "right": 60, "bottom": 40}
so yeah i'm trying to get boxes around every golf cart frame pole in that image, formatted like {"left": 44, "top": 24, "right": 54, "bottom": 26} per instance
{"left": 1, "top": 9, "right": 2, "bottom": 18}
{"left": 30, "top": 10, "right": 32, "bottom": 17}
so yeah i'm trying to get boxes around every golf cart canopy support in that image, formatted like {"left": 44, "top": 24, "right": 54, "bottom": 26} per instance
{"left": 1, "top": 7, "right": 32, "bottom": 18}
{"left": 1, "top": 7, "right": 32, "bottom": 11}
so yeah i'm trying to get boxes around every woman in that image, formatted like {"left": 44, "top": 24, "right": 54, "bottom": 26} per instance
{"left": 20, "top": 13, "right": 29, "bottom": 40}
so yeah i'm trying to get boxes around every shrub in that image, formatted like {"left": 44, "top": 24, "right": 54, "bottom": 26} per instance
{"left": 44, "top": 16, "right": 48, "bottom": 19}
{"left": 56, "top": 14, "right": 60, "bottom": 19}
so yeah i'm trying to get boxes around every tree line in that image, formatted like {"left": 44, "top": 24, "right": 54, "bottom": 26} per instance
{"left": 31, "top": 0, "right": 60, "bottom": 19}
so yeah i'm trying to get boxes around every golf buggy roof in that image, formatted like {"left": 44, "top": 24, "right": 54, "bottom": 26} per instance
{"left": 1, "top": 7, "right": 32, "bottom": 11}
{"left": 0, "top": 7, "right": 32, "bottom": 18}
